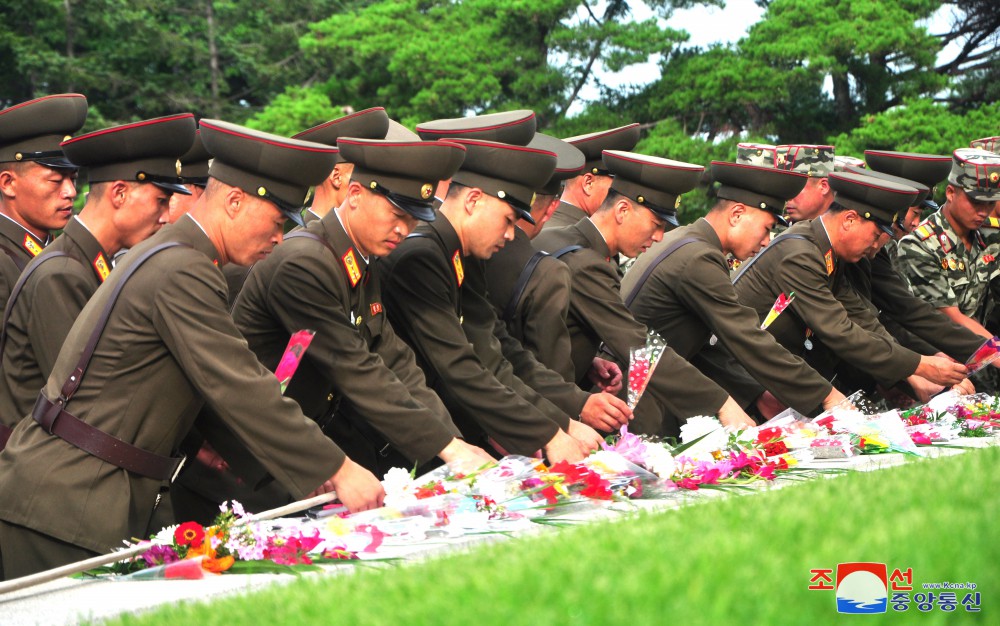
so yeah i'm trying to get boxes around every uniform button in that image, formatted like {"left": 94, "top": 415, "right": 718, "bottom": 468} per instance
{"left": 327, "top": 393, "right": 334, "bottom": 402}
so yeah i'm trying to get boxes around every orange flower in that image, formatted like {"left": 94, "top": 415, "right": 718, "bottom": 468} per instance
{"left": 202, "top": 554, "right": 235, "bottom": 573}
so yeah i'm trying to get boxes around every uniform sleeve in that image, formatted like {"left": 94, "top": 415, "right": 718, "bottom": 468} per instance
{"left": 570, "top": 254, "right": 730, "bottom": 417}
{"left": 264, "top": 252, "right": 457, "bottom": 464}
{"left": 673, "top": 251, "right": 832, "bottom": 414}
{"left": 777, "top": 249, "right": 920, "bottom": 384}
{"left": 153, "top": 259, "right": 344, "bottom": 500}
{"left": 382, "top": 245, "right": 561, "bottom": 454}
{"left": 897, "top": 234, "right": 959, "bottom": 308}
{"left": 27, "top": 260, "right": 95, "bottom": 379}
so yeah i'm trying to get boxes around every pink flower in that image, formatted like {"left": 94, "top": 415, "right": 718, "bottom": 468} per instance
{"left": 141, "top": 544, "right": 180, "bottom": 567}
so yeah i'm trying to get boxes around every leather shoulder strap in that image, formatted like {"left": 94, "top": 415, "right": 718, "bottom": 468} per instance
{"left": 622, "top": 237, "right": 699, "bottom": 308}
{"left": 731, "top": 233, "right": 808, "bottom": 285}
{"left": 502, "top": 250, "right": 549, "bottom": 323}
{"left": 551, "top": 244, "right": 582, "bottom": 259}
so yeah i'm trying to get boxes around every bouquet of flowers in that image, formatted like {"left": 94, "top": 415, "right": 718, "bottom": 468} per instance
{"left": 760, "top": 291, "right": 795, "bottom": 331}
{"left": 627, "top": 330, "right": 667, "bottom": 409}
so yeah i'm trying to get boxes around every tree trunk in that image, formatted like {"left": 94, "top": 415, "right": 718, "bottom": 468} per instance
{"left": 206, "top": 0, "right": 221, "bottom": 117}
{"left": 831, "top": 69, "right": 854, "bottom": 129}
{"left": 64, "top": 0, "right": 74, "bottom": 91}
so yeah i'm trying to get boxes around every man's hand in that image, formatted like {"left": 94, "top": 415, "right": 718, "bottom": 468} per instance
{"left": 822, "top": 387, "right": 848, "bottom": 410}
{"left": 579, "top": 391, "right": 632, "bottom": 432}
{"left": 951, "top": 377, "right": 975, "bottom": 396}
{"left": 566, "top": 419, "right": 603, "bottom": 453}
{"left": 327, "top": 457, "right": 385, "bottom": 513}
{"left": 754, "top": 391, "right": 786, "bottom": 420}
{"left": 194, "top": 441, "right": 229, "bottom": 472}
{"left": 718, "top": 396, "right": 755, "bottom": 432}
{"left": 437, "top": 437, "right": 496, "bottom": 473}
{"left": 543, "top": 429, "right": 587, "bottom": 464}
{"left": 906, "top": 374, "right": 945, "bottom": 403}
{"left": 914, "top": 354, "right": 968, "bottom": 386}
{"left": 587, "top": 356, "right": 623, "bottom": 393}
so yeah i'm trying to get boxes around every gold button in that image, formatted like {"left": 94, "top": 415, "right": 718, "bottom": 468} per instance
{"left": 14, "top": 153, "right": 22, "bottom": 161}
{"left": 370, "top": 181, "right": 377, "bottom": 190}
{"left": 137, "top": 172, "right": 147, "bottom": 181}
{"left": 497, "top": 190, "right": 506, "bottom": 199}
{"left": 637, "top": 195, "right": 644, "bottom": 203}
{"left": 257, "top": 186, "right": 267, "bottom": 196}
{"left": 327, "top": 393, "right": 334, "bottom": 402}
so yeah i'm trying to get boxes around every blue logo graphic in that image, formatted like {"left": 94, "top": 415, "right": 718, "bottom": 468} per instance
{"left": 836, "top": 563, "right": 888, "bottom": 614}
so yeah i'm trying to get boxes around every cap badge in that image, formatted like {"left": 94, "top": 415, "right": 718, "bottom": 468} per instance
{"left": 675, "top": 196, "right": 682, "bottom": 210}
{"left": 420, "top": 183, "right": 433, "bottom": 200}
{"left": 63, "top": 135, "right": 72, "bottom": 142}
{"left": 175, "top": 160, "right": 182, "bottom": 177}
{"left": 257, "top": 186, "right": 267, "bottom": 197}
{"left": 990, "top": 172, "right": 999, "bottom": 184}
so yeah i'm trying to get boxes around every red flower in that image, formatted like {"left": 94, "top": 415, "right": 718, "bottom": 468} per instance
{"left": 755, "top": 427, "right": 783, "bottom": 444}
{"left": 174, "top": 522, "right": 205, "bottom": 548}
{"left": 414, "top": 481, "right": 446, "bottom": 499}
{"left": 540, "top": 485, "right": 562, "bottom": 505}
{"left": 548, "top": 461, "right": 588, "bottom": 484}
{"left": 763, "top": 441, "right": 788, "bottom": 456}
{"left": 580, "top": 473, "right": 613, "bottom": 500}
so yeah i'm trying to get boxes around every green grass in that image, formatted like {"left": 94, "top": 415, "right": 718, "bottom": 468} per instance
{"left": 107, "top": 449, "right": 998, "bottom": 625}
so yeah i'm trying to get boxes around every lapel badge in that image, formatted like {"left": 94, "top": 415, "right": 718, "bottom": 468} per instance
{"left": 452, "top": 250, "right": 464, "bottom": 287}
{"left": 342, "top": 249, "right": 362, "bottom": 287}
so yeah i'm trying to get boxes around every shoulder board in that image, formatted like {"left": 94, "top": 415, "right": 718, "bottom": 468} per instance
{"left": 914, "top": 224, "right": 933, "bottom": 241}
{"left": 985, "top": 217, "right": 1000, "bottom": 230}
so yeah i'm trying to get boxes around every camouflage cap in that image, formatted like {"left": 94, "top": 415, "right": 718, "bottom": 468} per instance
{"left": 384, "top": 119, "right": 420, "bottom": 141}
{"left": 61, "top": 113, "right": 196, "bottom": 195}
{"left": 948, "top": 148, "right": 1000, "bottom": 202}
{"left": 736, "top": 142, "right": 777, "bottom": 167}
{"left": 337, "top": 138, "right": 466, "bottom": 222}
{"left": 415, "top": 110, "right": 536, "bottom": 146}
{"left": 293, "top": 107, "right": 391, "bottom": 164}
{"left": 775, "top": 144, "right": 835, "bottom": 177}
{"left": 970, "top": 137, "right": 999, "bottom": 153}
{"left": 711, "top": 161, "right": 808, "bottom": 227}
{"left": 833, "top": 155, "right": 866, "bottom": 172}
{"left": 0, "top": 94, "right": 88, "bottom": 169}
{"left": 200, "top": 119, "right": 340, "bottom": 227}
{"left": 527, "top": 133, "right": 585, "bottom": 196}
{"left": 448, "top": 139, "right": 557, "bottom": 225}
{"left": 604, "top": 151, "right": 704, "bottom": 226}
{"left": 179, "top": 129, "right": 211, "bottom": 186}
{"left": 829, "top": 171, "right": 919, "bottom": 236}
{"left": 844, "top": 164, "right": 930, "bottom": 208}
{"left": 565, "top": 124, "right": 641, "bottom": 176}
{"left": 863, "top": 150, "right": 951, "bottom": 210}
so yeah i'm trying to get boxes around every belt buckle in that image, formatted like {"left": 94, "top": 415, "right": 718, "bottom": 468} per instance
{"left": 39, "top": 395, "right": 67, "bottom": 435}
{"left": 169, "top": 453, "right": 188, "bottom": 483}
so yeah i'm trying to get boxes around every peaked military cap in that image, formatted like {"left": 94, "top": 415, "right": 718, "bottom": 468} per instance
{"left": 200, "top": 119, "right": 340, "bottom": 227}
{"left": 292, "top": 107, "right": 390, "bottom": 163}
{"left": 775, "top": 144, "right": 835, "bottom": 177}
{"left": 844, "top": 164, "right": 930, "bottom": 209}
{"left": 829, "top": 171, "right": 918, "bottom": 236}
{"left": 565, "top": 124, "right": 641, "bottom": 176}
{"left": 970, "top": 137, "right": 999, "bottom": 153}
{"left": 338, "top": 138, "right": 466, "bottom": 222}
{"left": 0, "top": 93, "right": 88, "bottom": 169}
{"left": 61, "top": 113, "right": 196, "bottom": 195}
{"left": 711, "top": 161, "right": 807, "bottom": 227}
{"left": 604, "top": 151, "right": 703, "bottom": 226}
{"left": 528, "top": 133, "right": 585, "bottom": 196}
{"left": 948, "top": 148, "right": 1000, "bottom": 202}
{"left": 384, "top": 119, "right": 420, "bottom": 141}
{"left": 179, "top": 129, "right": 211, "bottom": 186}
{"left": 448, "top": 139, "right": 557, "bottom": 224}
{"left": 415, "top": 110, "right": 536, "bottom": 146}
{"left": 736, "top": 142, "right": 777, "bottom": 167}
{"left": 863, "top": 150, "right": 950, "bottom": 210}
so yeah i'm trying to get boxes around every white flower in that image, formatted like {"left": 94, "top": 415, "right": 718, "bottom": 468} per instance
{"left": 382, "top": 466, "right": 417, "bottom": 508}
{"left": 644, "top": 445, "right": 676, "bottom": 479}
{"left": 679, "top": 415, "right": 727, "bottom": 461}
{"left": 152, "top": 524, "right": 178, "bottom": 544}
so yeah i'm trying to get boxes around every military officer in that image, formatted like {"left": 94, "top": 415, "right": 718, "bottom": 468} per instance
{"left": 0, "top": 114, "right": 195, "bottom": 442}
{"left": 544, "top": 123, "right": 641, "bottom": 230}
{"left": 622, "top": 161, "right": 846, "bottom": 417}
{"left": 292, "top": 107, "right": 391, "bottom": 223}
{"left": 733, "top": 171, "right": 967, "bottom": 393}
{"left": 380, "top": 138, "right": 625, "bottom": 462}
{"left": 0, "top": 94, "right": 88, "bottom": 316}
{"left": 0, "top": 120, "right": 383, "bottom": 580}
{"left": 970, "top": 137, "right": 998, "bottom": 154}
{"left": 534, "top": 150, "right": 755, "bottom": 436}
{"left": 776, "top": 144, "right": 836, "bottom": 223}
{"left": 165, "top": 128, "right": 211, "bottom": 224}
{"left": 897, "top": 149, "right": 1000, "bottom": 339}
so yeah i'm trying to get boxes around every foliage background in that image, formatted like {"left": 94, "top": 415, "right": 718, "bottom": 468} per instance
{"left": 1, "top": 0, "right": 996, "bottom": 221}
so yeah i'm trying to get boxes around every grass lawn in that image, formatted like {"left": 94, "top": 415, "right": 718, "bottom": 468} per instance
{"left": 105, "top": 448, "right": 998, "bottom": 625}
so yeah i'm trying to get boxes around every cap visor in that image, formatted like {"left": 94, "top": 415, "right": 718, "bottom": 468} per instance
{"left": 876, "top": 222, "right": 894, "bottom": 237}
{"left": 385, "top": 194, "right": 436, "bottom": 222}
{"left": 774, "top": 214, "right": 789, "bottom": 227}
{"left": 152, "top": 181, "right": 193, "bottom": 195}
{"left": 36, "top": 156, "right": 79, "bottom": 171}
{"left": 511, "top": 204, "right": 535, "bottom": 225}
{"left": 965, "top": 190, "right": 1000, "bottom": 202}
{"left": 282, "top": 208, "right": 305, "bottom": 228}
{"left": 664, "top": 212, "right": 679, "bottom": 227}
{"left": 920, "top": 198, "right": 939, "bottom": 211}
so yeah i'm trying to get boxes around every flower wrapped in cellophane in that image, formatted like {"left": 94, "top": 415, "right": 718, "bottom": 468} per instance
{"left": 627, "top": 330, "right": 667, "bottom": 409}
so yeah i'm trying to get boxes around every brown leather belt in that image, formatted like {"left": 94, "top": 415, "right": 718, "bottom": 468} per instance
{"left": 32, "top": 395, "right": 183, "bottom": 481}
{"left": 0, "top": 422, "right": 11, "bottom": 450}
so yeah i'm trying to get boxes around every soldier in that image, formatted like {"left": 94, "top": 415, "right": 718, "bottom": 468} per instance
{"left": 292, "top": 107, "right": 391, "bottom": 223}
{"left": 165, "top": 129, "right": 211, "bottom": 224}
{"left": 970, "top": 137, "right": 998, "bottom": 154}
{"left": 622, "top": 161, "right": 846, "bottom": 418}
{"left": 0, "top": 94, "right": 88, "bottom": 315}
{"left": 0, "top": 120, "right": 383, "bottom": 580}
{"left": 733, "top": 171, "right": 967, "bottom": 394}
{"left": 534, "top": 150, "right": 755, "bottom": 436}
{"left": 897, "top": 148, "right": 1000, "bottom": 343}
{"left": 544, "top": 124, "right": 641, "bottom": 230}
{"left": 0, "top": 114, "right": 196, "bottom": 442}
{"left": 776, "top": 144, "right": 836, "bottom": 223}
{"left": 735, "top": 142, "right": 777, "bottom": 167}
{"left": 380, "top": 138, "right": 626, "bottom": 462}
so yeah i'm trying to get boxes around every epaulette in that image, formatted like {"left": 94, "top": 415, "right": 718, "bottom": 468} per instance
{"left": 914, "top": 223, "right": 934, "bottom": 241}
{"left": 983, "top": 217, "right": 1000, "bottom": 230}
